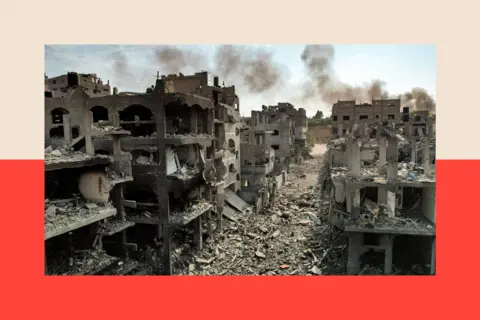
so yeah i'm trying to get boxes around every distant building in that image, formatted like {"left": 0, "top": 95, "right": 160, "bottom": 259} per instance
{"left": 45, "top": 72, "right": 111, "bottom": 97}
{"left": 331, "top": 99, "right": 401, "bottom": 138}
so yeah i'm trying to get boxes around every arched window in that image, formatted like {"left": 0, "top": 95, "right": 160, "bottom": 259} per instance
{"left": 91, "top": 106, "right": 109, "bottom": 122}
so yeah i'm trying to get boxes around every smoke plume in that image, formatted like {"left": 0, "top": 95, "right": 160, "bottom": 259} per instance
{"left": 111, "top": 51, "right": 133, "bottom": 79}
{"left": 401, "top": 88, "right": 436, "bottom": 111}
{"left": 106, "top": 50, "right": 153, "bottom": 92}
{"left": 153, "top": 45, "right": 208, "bottom": 74}
{"left": 301, "top": 45, "right": 389, "bottom": 104}
{"left": 214, "top": 45, "right": 286, "bottom": 93}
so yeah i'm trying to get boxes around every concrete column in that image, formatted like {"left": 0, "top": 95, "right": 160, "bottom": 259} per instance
{"left": 411, "top": 137, "right": 417, "bottom": 163}
{"left": 378, "top": 134, "right": 387, "bottom": 210}
{"left": 112, "top": 135, "right": 121, "bottom": 156}
{"left": 112, "top": 112, "right": 120, "bottom": 127}
{"left": 83, "top": 111, "right": 94, "bottom": 155}
{"left": 190, "top": 109, "right": 198, "bottom": 134}
{"left": 379, "top": 136, "right": 387, "bottom": 166}
{"left": 347, "top": 232, "right": 363, "bottom": 275}
{"left": 193, "top": 215, "right": 203, "bottom": 249}
{"left": 386, "top": 136, "right": 398, "bottom": 217}
{"left": 382, "top": 235, "right": 394, "bottom": 274}
{"left": 350, "top": 139, "right": 361, "bottom": 176}
{"left": 348, "top": 138, "right": 361, "bottom": 215}
{"left": 424, "top": 117, "right": 433, "bottom": 175}
{"left": 155, "top": 102, "right": 172, "bottom": 275}
{"left": 112, "top": 185, "right": 128, "bottom": 258}
{"left": 63, "top": 114, "right": 72, "bottom": 143}
{"left": 216, "top": 184, "right": 225, "bottom": 232}
{"left": 162, "top": 225, "right": 172, "bottom": 275}
{"left": 338, "top": 123, "right": 343, "bottom": 137}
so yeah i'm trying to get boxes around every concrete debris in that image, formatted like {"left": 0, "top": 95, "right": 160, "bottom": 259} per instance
{"left": 44, "top": 198, "right": 116, "bottom": 236}
{"left": 48, "top": 250, "right": 118, "bottom": 275}
{"left": 310, "top": 265, "right": 322, "bottom": 275}
{"left": 91, "top": 124, "right": 125, "bottom": 132}
{"left": 45, "top": 145, "right": 110, "bottom": 165}
{"left": 331, "top": 161, "right": 435, "bottom": 183}
{"left": 169, "top": 156, "right": 335, "bottom": 275}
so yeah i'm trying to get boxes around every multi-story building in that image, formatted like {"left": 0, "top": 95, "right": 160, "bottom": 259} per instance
{"left": 44, "top": 109, "right": 134, "bottom": 275}
{"left": 45, "top": 72, "right": 111, "bottom": 98}
{"left": 259, "top": 102, "right": 308, "bottom": 151}
{"left": 331, "top": 99, "right": 401, "bottom": 138}
{"left": 239, "top": 128, "right": 287, "bottom": 213}
{"left": 45, "top": 71, "right": 243, "bottom": 275}
{"left": 249, "top": 111, "right": 295, "bottom": 173}
{"left": 326, "top": 118, "right": 436, "bottom": 275}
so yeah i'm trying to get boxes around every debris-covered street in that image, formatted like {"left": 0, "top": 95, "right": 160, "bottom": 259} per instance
{"left": 171, "top": 144, "right": 343, "bottom": 275}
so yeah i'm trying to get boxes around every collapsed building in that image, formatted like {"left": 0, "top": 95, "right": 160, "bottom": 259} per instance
{"left": 239, "top": 128, "right": 287, "bottom": 213}
{"left": 249, "top": 111, "right": 296, "bottom": 171}
{"left": 323, "top": 117, "right": 436, "bottom": 275}
{"left": 248, "top": 102, "right": 308, "bottom": 163}
{"left": 44, "top": 110, "right": 134, "bottom": 275}
{"left": 45, "top": 72, "right": 111, "bottom": 98}
{"left": 44, "top": 71, "right": 246, "bottom": 275}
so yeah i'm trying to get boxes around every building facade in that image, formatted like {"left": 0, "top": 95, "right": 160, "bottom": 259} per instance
{"left": 331, "top": 99, "right": 401, "bottom": 138}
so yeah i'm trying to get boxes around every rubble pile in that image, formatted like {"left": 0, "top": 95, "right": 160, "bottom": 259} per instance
{"left": 165, "top": 158, "right": 342, "bottom": 275}
{"left": 170, "top": 200, "right": 213, "bottom": 225}
{"left": 47, "top": 249, "right": 118, "bottom": 275}
{"left": 331, "top": 161, "right": 435, "bottom": 183}
{"left": 169, "top": 166, "right": 200, "bottom": 180}
{"left": 91, "top": 124, "right": 126, "bottom": 133}
{"left": 44, "top": 198, "right": 115, "bottom": 235}
{"left": 45, "top": 145, "right": 110, "bottom": 164}
{"left": 166, "top": 133, "right": 214, "bottom": 139}
{"left": 339, "top": 197, "right": 435, "bottom": 232}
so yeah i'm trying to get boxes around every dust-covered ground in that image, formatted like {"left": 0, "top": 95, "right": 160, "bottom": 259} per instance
{"left": 171, "top": 143, "right": 347, "bottom": 276}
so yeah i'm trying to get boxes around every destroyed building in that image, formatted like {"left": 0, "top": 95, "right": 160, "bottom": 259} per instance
{"left": 45, "top": 71, "right": 247, "bottom": 275}
{"left": 249, "top": 102, "right": 308, "bottom": 162}
{"left": 45, "top": 72, "right": 111, "bottom": 98}
{"left": 261, "top": 103, "right": 308, "bottom": 152}
{"left": 44, "top": 109, "right": 134, "bottom": 275}
{"left": 239, "top": 128, "right": 287, "bottom": 213}
{"left": 249, "top": 110, "right": 295, "bottom": 172}
{"left": 324, "top": 118, "right": 436, "bottom": 275}
{"left": 331, "top": 99, "right": 401, "bottom": 138}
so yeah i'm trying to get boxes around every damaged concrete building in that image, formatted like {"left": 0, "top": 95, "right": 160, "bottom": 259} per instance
{"left": 330, "top": 99, "right": 401, "bottom": 139}
{"left": 45, "top": 72, "right": 111, "bottom": 98}
{"left": 247, "top": 102, "right": 308, "bottom": 166}
{"left": 324, "top": 117, "right": 436, "bottom": 275}
{"left": 44, "top": 109, "right": 135, "bottom": 275}
{"left": 45, "top": 71, "right": 247, "bottom": 275}
{"left": 239, "top": 127, "right": 287, "bottom": 214}
{"left": 249, "top": 110, "right": 296, "bottom": 172}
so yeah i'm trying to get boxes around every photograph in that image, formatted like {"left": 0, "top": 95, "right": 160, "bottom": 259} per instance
{"left": 43, "top": 44, "right": 436, "bottom": 276}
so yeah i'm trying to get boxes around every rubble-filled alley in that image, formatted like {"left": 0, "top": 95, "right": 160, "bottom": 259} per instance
{"left": 174, "top": 144, "right": 331, "bottom": 275}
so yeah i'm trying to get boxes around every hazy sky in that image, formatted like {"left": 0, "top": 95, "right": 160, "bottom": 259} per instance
{"left": 45, "top": 44, "right": 436, "bottom": 117}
